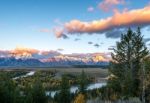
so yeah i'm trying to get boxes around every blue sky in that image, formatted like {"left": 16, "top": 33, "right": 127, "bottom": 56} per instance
{"left": 0, "top": 0, "right": 150, "bottom": 54}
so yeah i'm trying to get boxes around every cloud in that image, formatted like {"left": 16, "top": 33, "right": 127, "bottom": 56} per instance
{"left": 37, "top": 51, "right": 61, "bottom": 59}
{"left": 0, "top": 50, "right": 10, "bottom": 57}
{"left": 0, "top": 47, "right": 61, "bottom": 59}
{"left": 53, "top": 27, "right": 69, "bottom": 39}
{"left": 98, "top": 0, "right": 125, "bottom": 12}
{"left": 54, "top": 6, "right": 150, "bottom": 39}
{"left": 87, "top": 6, "right": 94, "bottom": 12}
{"left": 108, "top": 46, "right": 116, "bottom": 50}
{"left": 74, "top": 38, "right": 80, "bottom": 41}
{"left": 94, "top": 44, "right": 100, "bottom": 48}
{"left": 53, "top": 27, "right": 64, "bottom": 38}
{"left": 105, "top": 29, "right": 123, "bottom": 38}
{"left": 62, "top": 34, "right": 69, "bottom": 39}
{"left": 88, "top": 41, "right": 93, "bottom": 45}
{"left": 11, "top": 46, "right": 39, "bottom": 56}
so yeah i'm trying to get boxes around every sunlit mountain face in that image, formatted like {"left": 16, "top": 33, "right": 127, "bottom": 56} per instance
{"left": 0, "top": 47, "right": 110, "bottom": 67}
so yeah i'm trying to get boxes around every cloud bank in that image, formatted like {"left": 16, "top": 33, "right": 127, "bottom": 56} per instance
{"left": 54, "top": 6, "right": 150, "bottom": 38}
{"left": 0, "top": 47, "right": 111, "bottom": 62}
{"left": 1, "top": 47, "right": 61, "bottom": 59}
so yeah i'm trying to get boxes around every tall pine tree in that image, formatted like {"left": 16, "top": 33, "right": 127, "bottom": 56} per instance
{"left": 0, "top": 73, "right": 21, "bottom": 103}
{"left": 25, "top": 77, "right": 48, "bottom": 103}
{"left": 109, "top": 27, "right": 149, "bottom": 98}
{"left": 58, "top": 74, "right": 71, "bottom": 103}
{"left": 78, "top": 70, "right": 88, "bottom": 94}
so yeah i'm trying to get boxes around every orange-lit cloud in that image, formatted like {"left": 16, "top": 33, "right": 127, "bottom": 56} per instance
{"left": 0, "top": 47, "right": 61, "bottom": 59}
{"left": 0, "top": 47, "right": 111, "bottom": 62}
{"left": 10, "top": 46, "right": 39, "bottom": 57}
{"left": 98, "top": 0, "right": 125, "bottom": 11}
{"left": 54, "top": 6, "right": 150, "bottom": 38}
{"left": 53, "top": 27, "right": 64, "bottom": 38}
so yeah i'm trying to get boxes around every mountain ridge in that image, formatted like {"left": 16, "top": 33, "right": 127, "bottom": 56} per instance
{"left": 0, "top": 57, "right": 109, "bottom": 67}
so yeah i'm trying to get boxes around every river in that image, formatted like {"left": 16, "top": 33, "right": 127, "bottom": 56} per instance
{"left": 13, "top": 71, "right": 107, "bottom": 97}
{"left": 46, "top": 82, "right": 106, "bottom": 97}
{"left": 13, "top": 71, "right": 35, "bottom": 80}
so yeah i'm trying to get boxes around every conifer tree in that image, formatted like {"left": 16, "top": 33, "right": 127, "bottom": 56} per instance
{"left": 143, "top": 56, "right": 150, "bottom": 102}
{"left": 78, "top": 70, "right": 88, "bottom": 94}
{"left": 109, "top": 27, "right": 149, "bottom": 98}
{"left": 58, "top": 74, "right": 71, "bottom": 103}
{"left": 25, "top": 77, "right": 48, "bottom": 103}
{"left": 0, "top": 73, "right": 21, "bottom": 103}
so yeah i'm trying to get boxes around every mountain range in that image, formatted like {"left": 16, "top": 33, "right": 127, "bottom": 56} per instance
{"left": 0, "top": 47, "right": 110, "bottom": 67}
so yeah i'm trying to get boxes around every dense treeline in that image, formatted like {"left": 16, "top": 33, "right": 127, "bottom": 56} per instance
{"left": 0, "top": 70, "right": 89, "bottom": 103}
{"left": 8, "top": 70, "right": 94, "bottom": 91}
{"left": 0, "top": 73, "right": 48, "bottom": 103}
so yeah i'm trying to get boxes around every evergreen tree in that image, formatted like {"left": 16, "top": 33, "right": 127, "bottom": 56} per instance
{"left": 0, "top": 73, "right": 21, "bottom": 103}
{"left": 143, "top": 56, "right": 150, "bottom": 102}
{"left": 78, "top": 70, "right": 88, "bottom": 94}
{"left": 109, "top": 27, "right": 149, "bottom": 98}
{"left": 25, "top": 84, "right": 33, "bottom": 103}
{"left": 58, "top": 74, "right": 71, "bottom": 103}
{"left": 25, "top": 78, "right": 48, "bottom": 103}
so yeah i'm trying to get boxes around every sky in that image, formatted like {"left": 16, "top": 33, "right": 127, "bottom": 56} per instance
{"left": 0, "top": 0, "right": 150, "bottom": 54}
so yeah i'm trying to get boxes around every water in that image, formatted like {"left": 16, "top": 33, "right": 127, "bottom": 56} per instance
{"left": 13, "top": 71, "right": 35, "bottom": 80}
{"left": 86, "top": 83, "right": 106, "bottom": 90}
{"left": 46, "top": 82, "right": 106, "bottom": 98}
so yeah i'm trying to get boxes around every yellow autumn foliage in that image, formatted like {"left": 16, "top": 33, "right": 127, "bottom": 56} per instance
{"left": 74, "top": 94, "right": 86, "bottom": 103}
